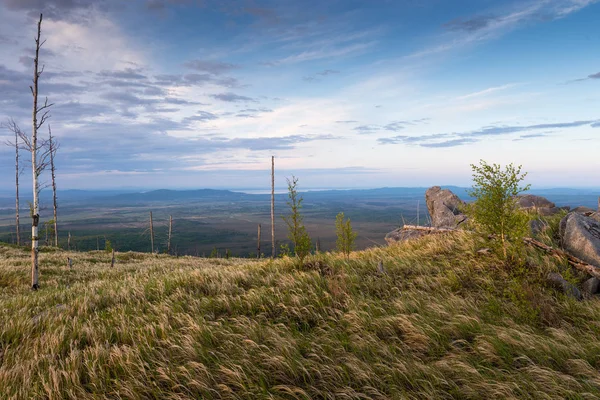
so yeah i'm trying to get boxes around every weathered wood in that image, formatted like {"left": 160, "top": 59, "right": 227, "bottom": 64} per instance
{"left": 30, "top": 14, "right": 44, "bottom": 290}
{"left": 167, "top": 215, "right": 172, "bottom": 254}
{"left": 49, "top": 126, "right": 58, "bottom": 247}
{"left": 149, "top": 211, "right": 154, "bottom": 254}
{"left": 401, "top": 225, "right": 457, "bottom": 233}
{"left": 271, "top": 156, "right": 275, "bottom": 259}
{"left": 523, "top": 237, "right": 600, "bottom": 279}
{"left": 67, "top": 257, "right": 72, "bottom": 269}
{"left": 257, "top": 223, "right": 261, "bottom": 259}
{"left": 67, "top": 231, "right": 71, "bottom": 251}
{"left": 110, "top": 249, "right": 115, "bottom": 268}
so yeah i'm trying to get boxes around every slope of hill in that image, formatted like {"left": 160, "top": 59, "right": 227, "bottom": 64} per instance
{"left": 1, "top": 229, "right": 600, "bottom": 399}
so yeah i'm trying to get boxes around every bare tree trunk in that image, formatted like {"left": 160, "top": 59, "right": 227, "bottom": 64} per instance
{"left": 417, "top": 200, "right": 420, "bottom": 226}
{"left": 111, "top": 249, "right": 115, "bottom": 268}
{"left": 257, "top": 223, "right": 261, "bottom": 258}
{"left": 68, "top": 231, "right": 71, "bottom": 251}
{"left": 45, "top": 223, "right": 48, "bottom": 245}
{"left": 316, "top": 237, "right": 321, "bottom": 253}
{"left": 30, "top": 14, "right": 44, "bottom": 290}
{"left": 3, "top": 120, "right": 23, "bottom": 246}
{"left": 271, "top": 156, "right": 275, "bottom": 259}
{"left": 14, "top": 129, "right": 20, "bottom": 246}
{"left": 167, "top": 215, "right": 172, "bottom": 255}
{"left": 49, "top": 126, "right": 58, "bottom": 247}
{"left": 149, "top": 211, "right": 154, "bottom": 254}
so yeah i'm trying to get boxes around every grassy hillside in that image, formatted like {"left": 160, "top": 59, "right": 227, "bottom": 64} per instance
{"left": 1, "top": 228, "right": 600, "bottom": 399}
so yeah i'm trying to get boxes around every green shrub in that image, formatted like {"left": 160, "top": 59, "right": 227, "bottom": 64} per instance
{"left": 335, "top": 212, "right": 357, "bottom": 259}
{"left": 105, "top": 239, "right": 113, "bottom": 253}
{"left": 282, "top": 176, "right": 311, "bottom": 262}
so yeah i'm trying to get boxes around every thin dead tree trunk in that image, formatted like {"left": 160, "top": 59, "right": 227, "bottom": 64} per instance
{"left": 48, "top": 126, "right": 58, "bottom": 247}
{"left": 15, "top": 134, "right": 20, "bottom": 246}
{"left": 167, "top": 215, "right": 172, "bottom": 255}
{"left": 68, "top": 231, "right": 71, "bottom": 251}
{"left": 271, "top": 156, "right": 275, "bottom": 259}
{"left": 257, "top": 223, "right": 261, "bottom": 258}
{"left": 111, "top": 249, "right": 115, "bottom": 268}
{"left": 2, "top": 120, "right": 24, "bottom": 246}
{"left": 149, "top": 211, "right": 154, "bottom": 254}
{"left": 29, "top": 14, "right": 53, "bottom": 290}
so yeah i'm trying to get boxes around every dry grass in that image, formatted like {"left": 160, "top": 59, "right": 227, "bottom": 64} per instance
{"left": 1, "top": 229, "right": 600, "bottom": 399}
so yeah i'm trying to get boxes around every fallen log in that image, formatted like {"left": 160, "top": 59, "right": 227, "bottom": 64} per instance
{"left": 523, "top": 237, "right": 600, "bottom": 279}
{"left": 398, "top": 225, "right": 600, "bottom": 278}
{"left": 400, "top": 225, "right": 457, "bottom": 233}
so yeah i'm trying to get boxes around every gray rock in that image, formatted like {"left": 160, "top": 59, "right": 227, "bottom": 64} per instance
{"left": 517, "top": 195, "right": 562, "bottom": 216}
{"left": 537, "top": 207, "right": 562, "bottom": 216}
{"left": 517, "top": 194, "right": 556, "bottom": 209}
{"left": 572, "top": 206, "right": 594, "bottom": 214}
{"left": 559, "top": 212, "right": 600, "bottom": 268}
{"left": 385, "top": 228, "right": 426, "bottom": 244}
{"left": 546, "top": 272, "right": 583, "bottom": 300}
{"left": 425, "top": 186, "right": 467, "bottom": 229}
{"left": 582, "top": 277, "right": 600, "bottom": 296}
{"left": 529, "top": 218, "right": 549, "bottom": 236}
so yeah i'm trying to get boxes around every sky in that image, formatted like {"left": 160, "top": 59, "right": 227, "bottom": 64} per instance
{"left": 0, "top": 0, "right": 599, "bottom": 190}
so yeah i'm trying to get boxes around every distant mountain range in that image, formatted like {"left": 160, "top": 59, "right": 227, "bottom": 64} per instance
{"left": 0, "top": 186, "right": 598, "bottom": 209}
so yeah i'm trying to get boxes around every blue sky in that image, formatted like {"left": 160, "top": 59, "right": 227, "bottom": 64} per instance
{"left": 0, "top": 0, "right": 598, "bottom": 190}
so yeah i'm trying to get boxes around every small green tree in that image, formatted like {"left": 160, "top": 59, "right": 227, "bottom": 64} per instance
{"left": 105, "top": 239, "right": 113, "bottom": 253}
{"left": 335, "top": 212, "right": 357, "bottom": 259}
{"left": 282, "top": 176, "right": 311, "bottom": 262}
{"left": 466, "top": 160, "right": 530, "bottom": 260}
{"left": 209, "top": 247, "right": 218, "bottom": 258}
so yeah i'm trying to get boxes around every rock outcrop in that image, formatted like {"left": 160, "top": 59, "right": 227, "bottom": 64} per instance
{"left": 559, "top": 212, "right": 600, "bottom": 268}
{"left": 572, "top": 206, "right": 595, "bottom": 214}
{"left": 517, "top": 194, "right": 562, "bottom": 216}
{"left": 425, "top": 186, "right": 467, "bottom": 229}
{"left": 385, "top": 228, "right": 426, "bottom": 244}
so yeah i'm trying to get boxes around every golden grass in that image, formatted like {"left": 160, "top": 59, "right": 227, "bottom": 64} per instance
{"left": 1, "top": 230, "right": 600, "bottom": 399}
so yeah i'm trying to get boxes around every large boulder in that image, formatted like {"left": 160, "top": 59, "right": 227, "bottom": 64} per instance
{"left": 517, "top": 194, "right": 561, "bottom": 216}
{"left": 559, "top": 212, "right": 600, "bottom": 267}
{"left": 425, "top": 186, "right": 467, "bottom": 229}
{"left": 385, "top": 228, "right": 426, "bottom": 244}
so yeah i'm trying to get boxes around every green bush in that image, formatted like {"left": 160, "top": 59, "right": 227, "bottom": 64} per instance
{"left": 282, "top": 176, "right": 311, "bottom": 262}
{"left": 105, "top": 239, "right": 113, "bottom": 253}
{"left": 335, "top": 212, "right": 357, "bottom": 259}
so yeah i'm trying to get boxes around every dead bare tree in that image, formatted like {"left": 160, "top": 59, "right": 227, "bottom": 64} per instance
{"left": 167, "top": 215, "right": 172, "bottom": 254}
{"left": 18, "top": 14, "right": 54, "bottom": 290}
{"left": 2, "top": 119, "right": 24, "bottom": 246}
{"left": 271, "top": 156, "right": 275, "bottom": 259}
{"left": 48, "top": 126, "right": 58, "bottom": 247}
{"left": 257, "top": 223, "right": 261, "bottom": 258}
{"left": 149, "top": 211, "right": 154, "bottom": 253}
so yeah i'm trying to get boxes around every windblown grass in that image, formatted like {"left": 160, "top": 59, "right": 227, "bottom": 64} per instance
{"left": 1, "top": 230, "right": 600, "bottom": 399}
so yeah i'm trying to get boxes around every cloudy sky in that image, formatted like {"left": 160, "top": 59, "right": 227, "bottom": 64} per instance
{"left": 0, "top": 0, "right": 599, "bottom": 190}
